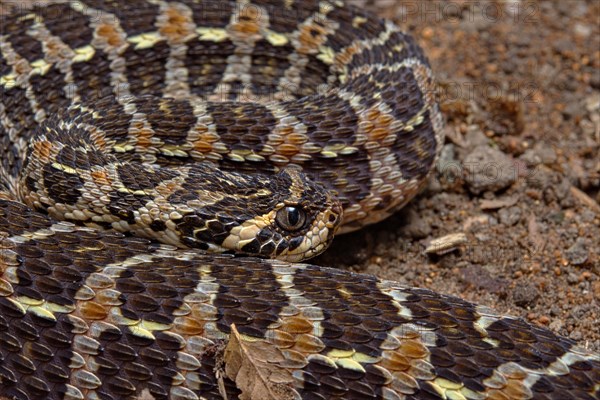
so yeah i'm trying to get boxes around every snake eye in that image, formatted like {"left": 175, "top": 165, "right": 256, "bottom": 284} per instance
{"left": 276, "top": 206, "right": 306, "bottom": 232}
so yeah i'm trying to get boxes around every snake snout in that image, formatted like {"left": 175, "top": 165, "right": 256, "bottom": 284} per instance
{"left": 266, "top": 194, "right": 343, "bottom": 262}
{"left": 262, "top": 167, "right": 343, "bottom": 261}
{"left": 227, "top": 169, "right": 343, "bottom": 262}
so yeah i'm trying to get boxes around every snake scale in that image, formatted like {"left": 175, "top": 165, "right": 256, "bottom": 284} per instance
{"left": 0, "top": 0, "right": 598, "bottom": 399}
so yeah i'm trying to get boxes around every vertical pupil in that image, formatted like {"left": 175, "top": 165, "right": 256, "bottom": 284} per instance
{"left": 287, "top": 207, "right": 299, "bottom": 226}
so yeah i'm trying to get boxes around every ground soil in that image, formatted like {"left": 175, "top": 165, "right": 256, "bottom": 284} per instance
{"left": 318, "top": 0, "right": 600, "bottom": 352}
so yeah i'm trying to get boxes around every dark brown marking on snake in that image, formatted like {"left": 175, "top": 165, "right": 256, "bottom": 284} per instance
{"left": 349, "top": 31, "right": 431, "bottom": 71}
{"left": 380, "top": 67, "right": 426, "bottom": 122}
{"left": 1, "top": 14, "right": 44, "bottom": 63}
{"left": 84, "top": 0, "right": 160, "bottom": 36}
{"left": 37, "top": 123, "right": 85, "bottom": 148}
{"left": 0, "top": 200, "right": 53, "bottom": 235}
{"left": 314, "top": 156, "right": 371, "bottom": 212}
{"left": 296, "top": 54, "right": 335, "bottom": 96}
{"left": 186, "top": 38, "right": 235, "bottom": 97}
{"left": 251, "top": 0, "right": 321, "bottom": 34}
{"left": 180, "top": 0, "right": 233, "bottom": 29}
{"left": 324, "top": 6, "right": 383, "bottom": 52}
{"left": 248, "top": 39, "right": 295, "bottom": 96}
{"left": 42, "top": 164, "right": 85, "bottom": 206}
{"left": 211, "top": 259, "right": 290, "bottom": 339}
{"left": 71, "top": 51, "right": 115, "bottom": 102}
{"left": 123, "top": 42, "right": 170, "bottom": 96}
{"left": 149, "top": 219, "right": 167, "bottom": 232}
{"left": 0, "top": 88, "right": 32, "bottom": 176}
{"left": 56, "top": 147, "right": 110, "bottom": 170}
{"left": 135, "top": 97, "right": 196, "bottom": 146}
{"left": 116, "top": 164, "right": 180, "bottom": 191}
{"left": 166, "top": 187, "right": 201, "bottom": 205}
{"left": 205, "top": 101, "right": 276, "bottom": 152}
{"left": 29, "top": 66, "right": 70, "bottom": 116}
{"left": 83, "top": 97, "right": 133, "bottom": 146}
{"left": 0, "top": 55, "right": 11, "bottom": 76}
{"left": 56, "top": 147, "right": 90, "bottom": 170}
{"left": 392, "top": 109, "right": 438, "bottom": 183}
{"left": 534, "top": 360, "right": 600, "bottom": 395}
{"left": 279, "top": 93, "right": 373, "bottom": 208}
{"left": 225, "top": 80, "right": 243, "bottom": 101}
{"left": 41, "top": 4, "right": 94, "bottom": 50}
{"left": 107, "top": 190, "right": 154, "bottom": 225}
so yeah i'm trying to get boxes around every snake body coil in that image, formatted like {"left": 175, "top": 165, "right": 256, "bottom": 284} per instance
{"left": 0, "top": 1, "right": 598, "bottom": 399}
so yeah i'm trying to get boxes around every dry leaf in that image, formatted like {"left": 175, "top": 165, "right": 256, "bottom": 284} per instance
{"left": 425, "top": 233, "right": 468, "bottom": 255}
{"left": 223, "top": 325, "right": 298, "bottom": 400}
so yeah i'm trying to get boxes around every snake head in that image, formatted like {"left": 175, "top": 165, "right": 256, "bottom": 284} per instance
{"left": 176, "top": 165, "right": 343, "bottom": 262}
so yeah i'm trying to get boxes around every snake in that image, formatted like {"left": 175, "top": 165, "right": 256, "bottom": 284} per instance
{"left": 0, "top": 0, "right": 598, "bottom": 399}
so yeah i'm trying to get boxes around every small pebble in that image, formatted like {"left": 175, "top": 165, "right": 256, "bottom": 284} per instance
{"left": 464, "top": 125, "right": 489, "bottom": 149}
{"left": 520, "top": 149, "right": 542, "bottom": 166}
{"left": 538, "top": 316, "right": 550, "bottom": 325}
{"left": 578, "top": 210, "right": 596, "bottom": 223}
{"left": 563, "top": 101, "right": 585, "bottom": 121}
{"left": 547, "top": 211, "right": 565, "bottom": 224}
{"left": 498, "top": 206, "right": 522, "bottom": 226}
{"left": 549, "top": 320, "right": 564, "bottom": 332}
{"left": 533, "top": 143, "right": 557, "bottom": 165}
{"left": 460, "top": 265, "right": 509, "bottom": 296}
{"left": 585, "top": 93, "right": 600, "bottom": 113}
{"left": 574, "top": 23, "right": 592, "bottom": 38}
{"left": 513, "top": 282, "right": 540, "bottom": 308}
{"left": 463, "top": 146, "right": 518, "bottom": 194}
{"left": 565, "top": 237, "right": 590, "bottom": 265}
{"left": 528, "top": 167, "right": 554, "bottom": 191}
{"left": 567, "top": 272, "right": 580, "bottom": 284}
{"left": 553, "top": 177, "right": 572, "bottom": 201}
{"left": 570, "top": 331, "right": 583, "bottom": 341}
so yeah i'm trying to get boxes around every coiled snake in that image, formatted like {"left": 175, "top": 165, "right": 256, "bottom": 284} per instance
{"left": 0, "top": 1, "right": 598, "bottom": 399}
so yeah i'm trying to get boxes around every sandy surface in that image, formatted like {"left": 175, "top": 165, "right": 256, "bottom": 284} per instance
{"left": 319, "top": 0, "right": 599, "bottom": 352}
{"left": 1, "top": 0, "right": 598, "bottom": 352}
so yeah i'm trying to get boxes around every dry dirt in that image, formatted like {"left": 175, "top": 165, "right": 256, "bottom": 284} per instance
{"left": 319, "top": 0, "right": 600, "bottom": 352}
